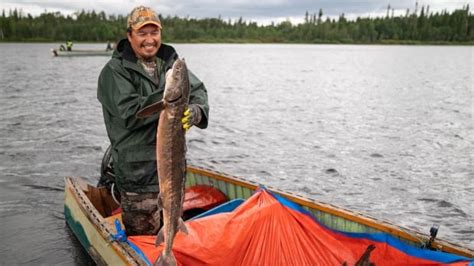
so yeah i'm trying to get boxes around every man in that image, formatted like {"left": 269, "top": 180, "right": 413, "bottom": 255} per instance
{"left": 97, "top": 6, "right": 209, "bottom": 236}
{"left": 66, "top": 40, "right": 73, "bottom": 51}
{"left": 106, "top": 40, "right": 114, "bottom": 51}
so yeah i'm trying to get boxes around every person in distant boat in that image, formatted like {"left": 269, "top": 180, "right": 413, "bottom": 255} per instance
{"left": 106, "top": 41, "right": 113, "bottom": 51}
{"left": 97, "top": 6, "right": 209, "bottom": 236}
{"left": 66, "top": 40, "right": 73, "bottom": 51}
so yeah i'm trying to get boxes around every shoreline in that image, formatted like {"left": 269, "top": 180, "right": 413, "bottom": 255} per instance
{"left": 1, "top": 40, "right": 473, "bottom": 46}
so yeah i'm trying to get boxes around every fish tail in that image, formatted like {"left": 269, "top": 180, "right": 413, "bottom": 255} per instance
{"left": 154, "top": 250, "right": 177, "bottom": 266}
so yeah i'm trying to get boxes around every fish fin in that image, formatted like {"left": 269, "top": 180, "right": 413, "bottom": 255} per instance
{"left": 155, "top": 227, "right": 165, "bottom": 247}
{"left": 154, "top": 251, "right": 177, "bottom": 266}
{"left": 153, "top": 209, "right": 161, "bottom": 222}
{"left": 150, "top": 196, "right": 164, "bottom": 235}
{"left": 157, "top": 195, "right": 163, "bottom": 211}
{"left": 136, "top": 100, "right": 165, "bottom": 118}
{"left": 151, "top": 195, "right": 163, "bottom": 233}
{"left": 151, "top": 210, "right": 161, "bottom": 235}
{"left": 178, "top": 218, "right": 189, "bottom": 235}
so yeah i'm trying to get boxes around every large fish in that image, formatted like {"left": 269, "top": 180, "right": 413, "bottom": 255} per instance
{"left": 136, "top": 58, "right": 190, "bottom": 266}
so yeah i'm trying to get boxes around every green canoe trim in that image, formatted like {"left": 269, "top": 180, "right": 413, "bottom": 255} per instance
{"left": 64, "top": 205, "right": 91, "bottom": 249}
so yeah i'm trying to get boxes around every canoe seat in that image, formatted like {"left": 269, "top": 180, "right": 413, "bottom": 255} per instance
{"left": 191, "top": 199, "right": 244, "bottom": 220}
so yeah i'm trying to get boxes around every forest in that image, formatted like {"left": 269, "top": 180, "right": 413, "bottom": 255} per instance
{"left": 0, "top": 4, "right": 472, "bottom": 44}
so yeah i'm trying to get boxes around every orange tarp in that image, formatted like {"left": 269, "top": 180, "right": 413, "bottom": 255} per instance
{"left": 129, "top": 189, "right": 471, "bottom": 265}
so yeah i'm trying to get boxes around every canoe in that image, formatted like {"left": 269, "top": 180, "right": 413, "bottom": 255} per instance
{"left": 64, "top": 165, "right": 474, "bottom": 265}
{"left": 51, "top": 49, "right": 113, "bottom": 57}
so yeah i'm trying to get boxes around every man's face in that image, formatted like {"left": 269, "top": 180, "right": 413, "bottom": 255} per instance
{"left": 127, "top": 24, "right": 161, "bottom": 60}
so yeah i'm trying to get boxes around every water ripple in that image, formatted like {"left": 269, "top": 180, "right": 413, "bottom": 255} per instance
{"left": 0, "top": 43, "right": 473, "bottom": 264}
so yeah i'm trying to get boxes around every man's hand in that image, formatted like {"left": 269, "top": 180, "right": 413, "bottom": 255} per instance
{"left": 181, "top": 104, "right": 202, "bottom": 131}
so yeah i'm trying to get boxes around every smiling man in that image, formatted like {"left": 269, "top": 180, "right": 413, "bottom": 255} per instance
{"left": 97, "top": 6, "right": 209, "bottom": 236}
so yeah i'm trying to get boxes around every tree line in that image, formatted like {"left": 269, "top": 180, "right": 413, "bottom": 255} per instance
{"left": 0, "top": 4, "right": 472, "bottom": 44}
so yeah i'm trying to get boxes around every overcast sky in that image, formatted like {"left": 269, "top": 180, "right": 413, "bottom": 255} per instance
{"left": 1, "top": 0, "right": 471, "bottom": 25}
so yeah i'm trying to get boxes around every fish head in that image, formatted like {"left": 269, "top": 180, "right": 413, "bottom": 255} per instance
{"left": 164, "top": 58, "right": 190, "bottom": 104}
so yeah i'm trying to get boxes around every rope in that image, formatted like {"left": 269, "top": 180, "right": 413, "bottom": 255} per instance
{"left": 111, "top": 183, "right": 120, "bottom": 205}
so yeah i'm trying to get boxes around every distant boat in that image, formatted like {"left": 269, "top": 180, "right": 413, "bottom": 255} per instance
{"left": 51, "top": 48, "right": 113, "bottom": 57}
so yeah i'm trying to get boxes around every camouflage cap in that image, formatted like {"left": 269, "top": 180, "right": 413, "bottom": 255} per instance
{"left": 127, "top": 6, "right": 162, "bottom": 30}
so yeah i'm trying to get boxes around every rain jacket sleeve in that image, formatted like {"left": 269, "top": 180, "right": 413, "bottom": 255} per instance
{"left": 189, "top": 70, "right": 209, "bottom": 129}
{"left": 98, "top": 63, "right": 163, "bottom": 130}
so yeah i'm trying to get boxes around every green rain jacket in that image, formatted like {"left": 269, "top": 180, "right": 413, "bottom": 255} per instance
{"left": 97, "top": 39, "right": 209, "bottom": 193}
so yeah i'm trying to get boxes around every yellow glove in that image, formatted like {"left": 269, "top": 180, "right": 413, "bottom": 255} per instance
{"left": 181, "top": 104, "right": 202, "bottom": 131}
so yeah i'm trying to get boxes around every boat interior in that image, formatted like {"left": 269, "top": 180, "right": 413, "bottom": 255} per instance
{"left": 67, "top": 174, "right": 474, "bottom": 261}
{"left": 75, "top": 177, "right": 235, "bottom": 232}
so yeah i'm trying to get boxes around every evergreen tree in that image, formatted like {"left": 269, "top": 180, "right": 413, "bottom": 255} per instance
{"left": 0, "top": 6, "right": 472, "bottom": 43}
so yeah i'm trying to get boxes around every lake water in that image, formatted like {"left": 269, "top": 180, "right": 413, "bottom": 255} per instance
{"left": 0, "top": 42, "right": 472, "bottom": 264}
